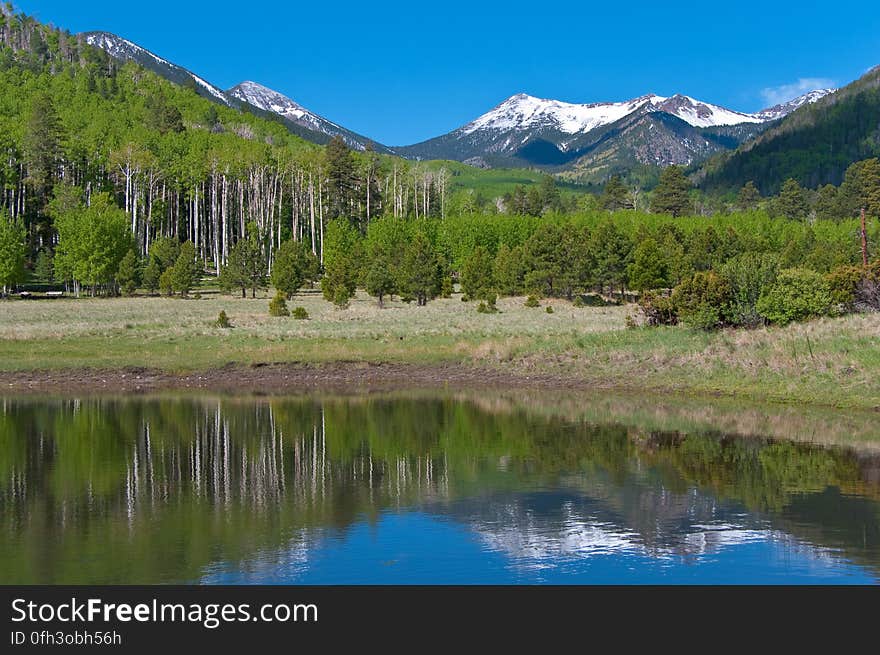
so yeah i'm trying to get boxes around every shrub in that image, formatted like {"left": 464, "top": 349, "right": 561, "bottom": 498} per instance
{"left": 524, "top": 295, "right": 540, "bottom": 308}
{"left": 269, "top": 291, "right": 290, "bottom": 317}
{"left": 826, "top": 265, "right": 863, "bottom": 308}
{"left": 827, "top": 262, "right": 880, "bottom": 311}
{"left": 441, "top": 274, "right": 454, "bottom": 298}
{"left": 638, "top": 291, "right": 677, "bottom": 326}
{"left": 214, "top": 310, "right": 231, "bottom": 328}
{"left": 721, "top": 252, "right": 778, "bottom": 327}
{"left": 756, "top": 268, "right": 835, "bottom": 324}
{"left": 572, "top": 296, "right": 585, "bottom": 308}
{"left": 681, "top": 303, "right": 722, "bottom": 331}
{"left": 476, "top": 293, "right": 498, "bottom": 314}
{"left": 292, "top": 306, "right": 309, "bottom": 320}
{"left": 671, "top": 271, "right": 731, "bottom": 330}
{"left": 545, "top": 305, "right": 554, "bottom": 314}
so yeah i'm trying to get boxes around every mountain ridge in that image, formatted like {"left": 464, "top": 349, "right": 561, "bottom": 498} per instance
{"left": 396, "top": 88, "right": 834, "bottom": 178}
{"left": 80, "top": 28, "right": 841, "bottom": 183}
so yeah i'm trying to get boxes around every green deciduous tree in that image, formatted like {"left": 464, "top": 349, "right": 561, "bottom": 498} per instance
{"left": 0, "top": 213, "right": 26, "bottom": 295}
{"left": 53, "top": 192, "right": 132, "bottom": 296}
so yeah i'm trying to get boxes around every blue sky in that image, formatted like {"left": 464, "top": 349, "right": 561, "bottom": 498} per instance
{"left": 16, "top": 1, "right": 880, "bottom": 145}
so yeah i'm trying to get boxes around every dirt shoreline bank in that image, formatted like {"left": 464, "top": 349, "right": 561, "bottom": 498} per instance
{"left": 3, "top": 362, "right": 878, "bottom": 414}
{"left": 0, "top": 362, "right": 611, "bottom": 395}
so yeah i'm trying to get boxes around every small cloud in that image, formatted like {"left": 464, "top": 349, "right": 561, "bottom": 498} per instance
{"left": 760, "top": 77, "right": 836, "bottom": 106}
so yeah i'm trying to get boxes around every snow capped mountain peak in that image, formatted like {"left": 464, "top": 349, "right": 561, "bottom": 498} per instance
{"left": 227, "top": 81, "right": 377, "bottom": 151}
{"left": 82, "top": 31, "right": 231, "bottom": 105}
{"left": 228, "top": 80, "right": 316, "bottom": 124}
{"left": 754, "top": 88, "right": 836, "bottom": 121}
{"left": 457, "top": 86, "right": 835, "bottom": 143}
{"left": 648, "top": 94, "right": 764, "bottom": 127}
{"left": 462, "top": 92, "right": 659, "bottom": 136}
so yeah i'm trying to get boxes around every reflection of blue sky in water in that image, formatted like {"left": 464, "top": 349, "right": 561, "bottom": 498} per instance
{"left": 202, "top": 500, "right": 877, "bottom": 585}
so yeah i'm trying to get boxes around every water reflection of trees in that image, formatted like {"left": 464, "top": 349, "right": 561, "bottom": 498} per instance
{"left": 0, "top": 395, "right": 878, "bottom": 583}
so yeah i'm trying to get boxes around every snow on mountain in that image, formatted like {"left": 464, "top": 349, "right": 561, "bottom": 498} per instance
{"left": 753, "top": 88, "right": 836, "bottom": 121}
{"left": 81, "top": 32, "right": 231, "bottom": 105}
{"left": 462, "top": 91, "right": 784, "bottom": 139}
{"left": 462, "top": 93, "right": 652, "bottom": 135}
{"left": 228, "top": 81, "right": 343, "bottom": 138}
{"left": 649, "top": 94, "right": 764, "bottom": 127}
{"left": 226, "top": 81, "right": 384, "bottom": 152}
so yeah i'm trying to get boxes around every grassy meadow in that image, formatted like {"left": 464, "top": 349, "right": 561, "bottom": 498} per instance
{"left": 1, "top": 287, "right": 879, "bottom": 410}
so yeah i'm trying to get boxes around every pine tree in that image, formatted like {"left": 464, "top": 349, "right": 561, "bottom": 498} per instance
{"left": 400, "top": 232, "right": 440, "bottom": 306}
{"left": 814, "top": 184, "right": 839, "bottom": 221}
{"left": 362, "top": 243, "right": 397, "bottom": 307}
{"left": 271, "top": 239, "right": 318, "bottom": 298}
{"left": 650, "top": 166, "right": 692, "bottom": 217}
{"left": 838, "top": 158, "right": 880, "bottom": 218}
{"left": 321, "top": 250, "right": 359, "bottom": 306}
{"left": 736, "top": 181, "right": 761, "bottom": 211}
{"left": 170, "top": 241, "right": 200, "bottom": 296}
{"left": 774, "top": 178, "right": 810, "bottom": 221}
{"left": 461, "top": 245, "right": 495, "bottom": 301}
{"left": 493, "top": 244, "right": 525, "bottom": 296}
{"left": 21, "top": 92, "right": 63, "bottom": 209}
{"left": 220, "top": 224, "right": 266, "bottom": 298}
{"left": 116, "top": 249, "right": 141, "bottom": 296}
{"left": 143, "top": 256, "right": 162, "bottom": 294}
{"left": 538, "top": 175, "right": 561, "bottom": 213}
{"left": 33, "top": 248, "right": 53, "bottom": 282}
{"left": 325, "top": 136, "right": 356, "bottom": 225}
{"left": 600, "top": 175, "right": 633, "bottom": 211}
{"left": 627, "top": 238, "right": 668, "bottom": 292}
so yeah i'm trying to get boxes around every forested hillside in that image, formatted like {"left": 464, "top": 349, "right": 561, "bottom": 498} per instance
{"left": 699, "top": 66, "right": 880, "bottom": 194}
{"left": 0, "top": 6, "right": 484, "bottom": 277}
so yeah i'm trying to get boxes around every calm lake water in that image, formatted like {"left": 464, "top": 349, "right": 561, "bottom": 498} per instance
{"left": 1, "top": 393, "right": 879, "bottom": 584}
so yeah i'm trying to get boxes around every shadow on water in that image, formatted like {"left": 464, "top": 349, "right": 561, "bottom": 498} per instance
{"left": 0, "top": 390, "right": 878, "bottom": 584}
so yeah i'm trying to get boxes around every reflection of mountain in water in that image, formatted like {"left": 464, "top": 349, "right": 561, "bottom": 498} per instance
{"left": 436, "top": 489, "right": 829, "bottom": 570}
{"left": 0, "top": 395, "right": 878, "bottom": 583}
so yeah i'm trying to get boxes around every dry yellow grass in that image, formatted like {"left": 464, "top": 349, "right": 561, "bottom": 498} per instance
{"left": 1, "top": 289, "right": 878, "bottom": 409}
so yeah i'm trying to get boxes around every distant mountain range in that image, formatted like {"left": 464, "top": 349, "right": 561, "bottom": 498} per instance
{"left": 82, "top": 30, "right": 839, "bottom": 182}
{"left": 395, "top": 89, "right": 833, "bottom": 180}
